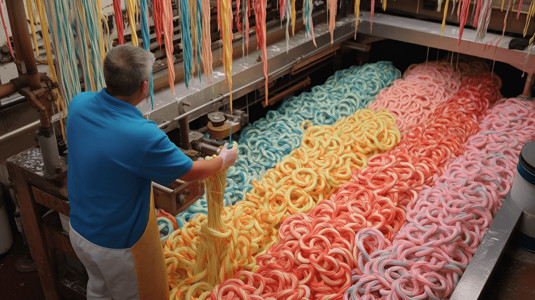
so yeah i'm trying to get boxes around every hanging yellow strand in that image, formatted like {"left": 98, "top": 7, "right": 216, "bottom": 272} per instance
{"left": 524, "top": 0, "right": 535, "bottom": 37}
{"left": 189, "top": 0, "right": 198, "bottom": 76}
{"left": 95, "top": 0, "right": 106, "bottom": 63}
{"left": 354, "top": 0, "right": 360, "bottom": 39}
{"left": 127, "top": 0, "right": 139, "bottom": 46}
{"left": 26, "top": 0, "right": 40, "bottom": 57}
{"left": 291, "top": 0, "right": 296, "bottom": 35}
{"left": 221, "top": 0, "right": 233, "bottom": 112}
{"left": 383, "top": 0, "right": 387, "bottom": 11}
{"left": 77, "top": 0, "right": 96, "bottom": 92}
{"left": 33, "top": 0, "right": 68, "bottom": 141}
{"left": 442, "top": 0, "right": 450, "bottom": 34}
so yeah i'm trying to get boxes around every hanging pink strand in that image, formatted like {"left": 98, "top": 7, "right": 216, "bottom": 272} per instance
{"left": 0, "top": 0, "right": 14, "bottom": 58}
{"left": 457, "top": 0, "right": 471, "bottom": 44}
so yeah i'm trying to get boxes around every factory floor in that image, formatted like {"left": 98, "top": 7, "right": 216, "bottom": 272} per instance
{"left": 0, "top": 230, "right": 534, "bottom": 299}
{"left": 0, "top": 233, "right": 45, "bottom": 300}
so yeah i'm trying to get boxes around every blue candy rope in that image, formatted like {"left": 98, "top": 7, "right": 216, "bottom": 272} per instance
{"left": 176, "top": 61, "right": 401, "bottom": 225}
{"left": 140, "top": 0, "right": 154, "bottom": 109}
{"left": 179, "top": 0, "right": 193, "bottom": 87}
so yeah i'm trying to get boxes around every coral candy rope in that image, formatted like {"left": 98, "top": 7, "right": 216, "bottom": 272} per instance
{"left": 162, "top": 0, "right": 175, "bottom": 94}
{"left": 254, "top": 0, "right": 269, "bottom": 106}
{"left": 152, "top": 0, "right": 163, "bottom": 47}
{"left": 201, "top": 0, "right": 213, "bottom": 83}
{"left": 212, "top": 62, "right": 501, "bottom": 299}
{"left": 0, "top": 0, "right": 14, "bottom": 58}
{"left": 113, "top": 0, "right": 125, "bottom": 44}
{"left": 347, "top": 98, "right": 535, "bottom": 299}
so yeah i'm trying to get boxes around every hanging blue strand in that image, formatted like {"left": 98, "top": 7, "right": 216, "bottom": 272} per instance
{"left": 140, "top": 0, "right": 154, "bottom": 109}
{"left": 82, "top": 0, "right": 105, "bottom": 90}
{"left": 195, "top": 0, "right": 203, "bottom": 81}
{"left": 180, "top": 0, "right": 193, "bottom": 87}
{"left": 304, "top": 0, "right": 311, "bottom": 38}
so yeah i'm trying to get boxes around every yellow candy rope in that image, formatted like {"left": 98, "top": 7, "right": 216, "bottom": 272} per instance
{"left": 95, "top": 0, "right": 106, "bottom": 63}
{"left": 26, "top": 0, "right": 39, "bottom": 57}
{"left": 34, "top": 0, "right": 68, "bottom": 141}
{"left": 524, "top": 0, "right": 535, "bottom": 37}
{"left": 291, "top": 0, "right": 296, "bottom": 35}
{"left": 442, "top": 0, "right": 450, "bottom": 34}
{"left": 354, "top": 0, "right": 360, "bottom": 39}
{"left": 164, "top": 109, "right": 401, "bottom": 299}
{"left": 221, "top": 0, "right": 233, "bottom": 112}
{"left": 193, "top": 153, "right": 234, "bottom": 286}
{"left": 189, "top": 0, "right": 198, "bottom": 75}
{"left": 127, "top": 0, "right": 139, "bottom": 46}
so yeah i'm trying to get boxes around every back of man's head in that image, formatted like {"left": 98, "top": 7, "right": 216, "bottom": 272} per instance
{"left": 103, "top": 45, "right": 155, "bottom": 97}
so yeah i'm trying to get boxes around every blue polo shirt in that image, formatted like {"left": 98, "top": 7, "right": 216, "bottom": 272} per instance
{"left": 67, "top": 89, "right": 193, "bottom": 248}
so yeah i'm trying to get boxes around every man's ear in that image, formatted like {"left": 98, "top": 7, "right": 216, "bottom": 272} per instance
{"left": 142, "top": 80, "right": 149, "bottom": 95}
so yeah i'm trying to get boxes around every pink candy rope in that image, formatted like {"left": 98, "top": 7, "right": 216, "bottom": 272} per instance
{"left": 346, "top": 98, "right": 535, "bottom": 299}
{"left": 369, "top": 62, "right": 462, "bottom": 133}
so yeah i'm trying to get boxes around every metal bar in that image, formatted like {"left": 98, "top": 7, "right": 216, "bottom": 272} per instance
{"left": 262, "top": 77, "right": 311, "bottom": 107}
{"left": 5, "top": 0, "right": 40, "bottom": 90}
{"left": 148, "top": 16, "right": 357, "bottom": 131}
{"left": 357, "top": 12, "right": 534, "bottom": 74}
{"left": 450, "top": 197, "right": 523, "bottom": 300}
{"left": 0, "top": 120, "right": 40, "bottom": 144}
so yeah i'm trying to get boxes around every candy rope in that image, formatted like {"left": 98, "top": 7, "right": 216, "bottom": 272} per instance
{"left": 346, "top": 98, "right": 535, "bottom": 299}
{"left": 126, "top": 0, "right": 138, "bottom": 46}
{"left": 177, "top": 62, "right": 400, "bottom": 225}
{"left": 201, "top": 0, "right": 213, "bottom": 83}
{"left": 254, "top": 0, "right": 269, "bottom": 105}
{"left": 162, "top": 0, "right": 175, "bottom": 94}
{"left": 113, "top": 0, "right": 125, "bottom": 44}
{"left": 166, "top": 108, "right": 401, "bottom": 300}
{"left": 220, "top": 0, "right": 233, "bottom": 111}
{"left": 212, "top": 63, "right": 501, "bottom": 299}
{"left": 180, "top": 0, "right": 193, "bottom": 86}
{"left": 152, "top": 0, "right": 163, "bottom": 47}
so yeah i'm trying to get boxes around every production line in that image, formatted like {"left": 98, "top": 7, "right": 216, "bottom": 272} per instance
{"left": 0, "top": 0, "right": 534, "bottom": 299}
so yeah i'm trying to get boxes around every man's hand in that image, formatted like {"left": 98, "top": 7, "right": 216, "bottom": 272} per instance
{"left": 218, "top": 142, "right": 238, "bottom": 169}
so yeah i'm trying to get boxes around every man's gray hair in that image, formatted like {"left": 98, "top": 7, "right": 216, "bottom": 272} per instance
{"left": 103, "top": 44, "right": 155, "bottom": 96}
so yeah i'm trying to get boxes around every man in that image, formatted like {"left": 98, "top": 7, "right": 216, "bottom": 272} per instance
{"left": 67, "top": 44, "right": 237, "bottom": 299}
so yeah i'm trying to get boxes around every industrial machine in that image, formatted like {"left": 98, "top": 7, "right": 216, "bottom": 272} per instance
{"left": 0, "top": 0, "right": 534, "bottom": 298}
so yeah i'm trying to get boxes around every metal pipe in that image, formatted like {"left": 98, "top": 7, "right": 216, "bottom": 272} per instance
{"left": 0, "top": 120, "right": 40, "bottom": 144}
{"left": 5, "top": 0, "right": 40, "bottom": 90}
{"left": 0, "top": 82, "right": 17, "bottom": 99}
{"left": 262, "top": 77, "right": 311, "bottom": 107}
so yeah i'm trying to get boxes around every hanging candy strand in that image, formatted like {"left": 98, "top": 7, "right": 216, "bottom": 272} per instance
{"left": 255, "top": 0, "right": 269, "bottom": 106}
{"left": 201, "top": 0, "right": 213, "bottom": 83}
{"left": 82, "top": 0, "right": 106, "bottom": 90}
{"left": 441, "top": 0, "right": 449, "bottom": 34}
{"left": 34, "top": 0, "right": 68, "bottom": 140}
{"left": 354, "top": 0, "right": 361, "bottom": 39}
{"left": 195, "top": 0, "right": 203, "bottom": 79}
{"left": 180, "top": 0, "right": 193, "bottom": 86}
{"left": 291, "top": 0, "right": 296, "bottom": 35}
{"left": 25, "top": 0, "right": 39, "bottom": 57}
{"left": 152, "top": 0, "right": 163, "bottom": 48}
{"left": 140, "top": 0, "right": 154, "bottom": 109}
{"left": 0, "top": 0, "right": 14, "bottom": 58}
{"left": 76, "top": 0, "right": 96, "bottom": 92}
{"left": 162, "top": 0, "right": 175, "bottom": 94}
{"left": 220, "top": 0, "right": 233, "bottom": 111}
{"left": 524, "top": 0, "right": 535, "bottom": 37}
{"left": 303, "top": 0, "right": 317, "bottom": 46}
{"left": 328, "top": 0, "right": 337, "bottom": 43}
{"left": 475, "top": 0, "right": 492, "bottom": 41}
{"left": 189, "top": 0, "right": 198, "bottom": 76}
{"left": 245, "top": 0, "right": 251, "bottom": 54}
{"left": 457, "top": 0, "right": 471, "bottom": 44}
{"left": 113, "top": 0, "right": 125, "bottom": 44}
{"left": 517, "top": 0, "right": 524, "bottom": 19}
{"left": 127, "top": 0, "right": 139, "bottom": 46}
{"left": 370, "top": 0, "right": 375, "bottom": 32}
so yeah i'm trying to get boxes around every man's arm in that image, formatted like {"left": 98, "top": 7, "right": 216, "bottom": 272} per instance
{"left": 179, "top": 143, "right": 238, "bottom": 181}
